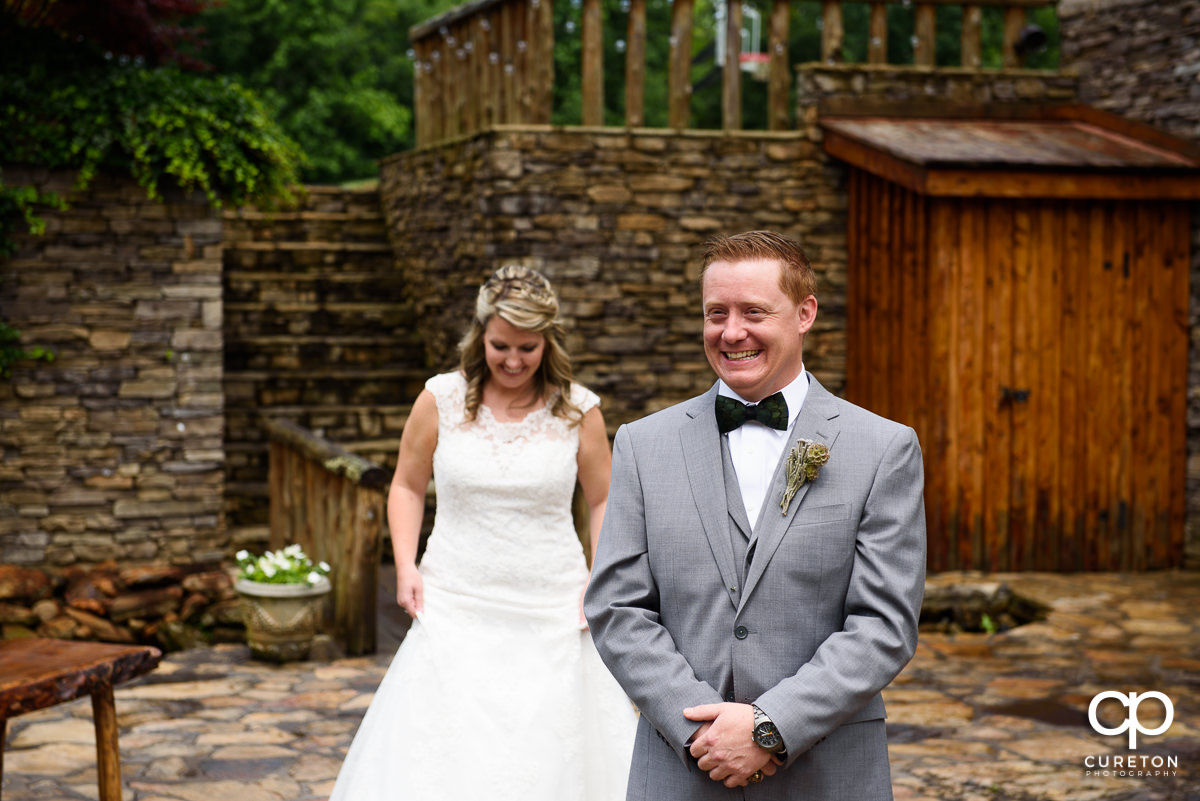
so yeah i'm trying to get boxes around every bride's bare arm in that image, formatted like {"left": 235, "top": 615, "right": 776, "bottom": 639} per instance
{"left": 576, "top": 405, "right": 612, "bottom": 624}
{"left": 389, "top": 389, "right": 438, "bottom": 616}
{"left": 576, "top": 405, "right": 612, "bottom": 561}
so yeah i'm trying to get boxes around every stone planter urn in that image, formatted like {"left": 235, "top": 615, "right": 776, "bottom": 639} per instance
{"left": 235, "top": 576, "right": 332, "bottom": 662}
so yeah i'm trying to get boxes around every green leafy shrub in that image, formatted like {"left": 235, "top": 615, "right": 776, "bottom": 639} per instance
{"left": 0, "top": 43, "right": 304, "bottom": 208}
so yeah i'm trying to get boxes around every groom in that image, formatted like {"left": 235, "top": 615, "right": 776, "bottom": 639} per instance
{"left": 585, "top": 231, "right": 926, "bottom": 800}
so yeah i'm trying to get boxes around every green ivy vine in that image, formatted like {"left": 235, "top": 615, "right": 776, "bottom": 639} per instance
{"left": 0, "top": 17, "right": 305, "bottom": 378}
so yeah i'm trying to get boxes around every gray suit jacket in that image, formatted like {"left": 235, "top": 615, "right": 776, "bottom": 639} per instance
{"left": 584, "top": 375, "right": 926, "bottom": 801}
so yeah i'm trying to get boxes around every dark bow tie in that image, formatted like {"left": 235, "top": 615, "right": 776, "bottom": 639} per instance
{"left": 715, "top": 392, "right": 789, "bottom": 434}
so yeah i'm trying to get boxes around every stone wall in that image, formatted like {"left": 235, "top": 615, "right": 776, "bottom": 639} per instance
{"left": 222, "top": 188, "right": 422, "bottom": 534}
{"left": 1058, "top": 0, "right": 1200, "bottom": 565}
{"left": 793, "top": 64, "right": 1080, "bottom": 138}
{"left": 378, "top": 126, "right": 848, "bottom": 427}
{"left": 0, "top": 168, "right": 226, "bottom": 567}
{"left": 1059, "top": 0, "right": 1200, "bottom": 140}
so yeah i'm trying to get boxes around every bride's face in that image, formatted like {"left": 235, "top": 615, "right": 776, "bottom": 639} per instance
{"left": 483, "top": 316, "right": 546, "bottom": 393}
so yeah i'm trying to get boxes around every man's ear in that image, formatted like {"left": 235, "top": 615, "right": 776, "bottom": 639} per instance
{"left": 797, "top": 295, "right": 818, "bottom": 335}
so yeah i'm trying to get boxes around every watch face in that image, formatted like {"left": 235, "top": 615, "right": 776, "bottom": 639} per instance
{"left": 754, "top": 723, "right": 782, "bottom": 750}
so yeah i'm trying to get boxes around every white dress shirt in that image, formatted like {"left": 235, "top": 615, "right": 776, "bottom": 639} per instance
{"left": 717, "top": 370, "right": 809, "bottom": 532}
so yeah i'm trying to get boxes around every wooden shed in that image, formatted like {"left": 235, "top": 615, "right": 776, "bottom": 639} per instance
{"left": 821, "top": 104, "right": 1200, "bottom": 572}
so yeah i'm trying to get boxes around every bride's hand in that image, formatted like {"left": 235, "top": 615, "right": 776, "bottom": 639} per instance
{"left": 396, "top": 563, "right": 424, "bottom": 617}
{"left": 578, "top": 585, "right": 589, "bottom": 629}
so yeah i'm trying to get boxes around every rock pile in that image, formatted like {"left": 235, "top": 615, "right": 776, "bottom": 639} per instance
{"left": 920, "top": 581, "right": 1049, "bottom": 634}
{"left": 0, "top": 562, "right": 245, "bottom": 651}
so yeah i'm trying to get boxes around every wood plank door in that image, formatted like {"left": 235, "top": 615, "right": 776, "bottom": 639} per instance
{"left": 967, "top": 197, "right": 1189, "bottom": 571}
{"left": 847, "top": 169, "right": 1189, "bottom": 571}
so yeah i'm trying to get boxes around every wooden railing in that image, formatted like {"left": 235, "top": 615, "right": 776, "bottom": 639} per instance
{"left": 264, "top": 418, "right": 389, "bottom": 656}
{"left": 819, "top": 0, "right": 1054, "bottom": 69}
{"left": 411, "top": 0, "right": 1058, "bottom": 146}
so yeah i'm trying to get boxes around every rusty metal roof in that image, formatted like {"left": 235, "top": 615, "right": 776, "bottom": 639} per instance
{"left": 821, "top": 117, "right": 1200, "bottom": 171}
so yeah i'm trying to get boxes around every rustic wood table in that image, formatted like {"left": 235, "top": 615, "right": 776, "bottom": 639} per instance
{"left": 0, "top": 638, "right": 162, "bottom": 801}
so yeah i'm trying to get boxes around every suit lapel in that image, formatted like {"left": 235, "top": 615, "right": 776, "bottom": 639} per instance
{"left": 681, "top": 385, "right": 741, "bottom": 610}
{"left": 738, "top": 375, "right": 842, "bottom": 613}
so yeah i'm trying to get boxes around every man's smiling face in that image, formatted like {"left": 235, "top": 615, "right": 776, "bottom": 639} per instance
{"left": 702, "top": 258, "right": 816, "bottom": 403}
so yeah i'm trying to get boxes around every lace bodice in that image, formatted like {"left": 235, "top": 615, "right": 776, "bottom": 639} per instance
{"left": 418, "top": 372, "right": 599, "bottom": 607}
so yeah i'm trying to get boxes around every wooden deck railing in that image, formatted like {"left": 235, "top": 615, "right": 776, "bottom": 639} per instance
{"left": 412, "top": 0, "right": 1058, "bottom": 147}
{"left": 264, "top": 417, "right": 389, "bottom": 656}
{"left": 819, "top": 0, "right": 1055, "bottom": 69}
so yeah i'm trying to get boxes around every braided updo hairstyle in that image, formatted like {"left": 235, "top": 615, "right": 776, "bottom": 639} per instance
{"left": 458, "top": 265, "right": 583, "bottom": 424}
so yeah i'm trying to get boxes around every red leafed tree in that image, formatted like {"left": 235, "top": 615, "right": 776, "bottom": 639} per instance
{"left": 4, "top": 0, "right": 215, "bottom": 67}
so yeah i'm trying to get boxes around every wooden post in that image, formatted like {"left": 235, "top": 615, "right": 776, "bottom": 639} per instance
{"left": 514, "top": 0, "right": 531, "bottom": 123}
{"left": 1003, "top": 6, "right": 1026, "bottom": 68}
{"left": 914, "top": 3, "right": 936, "bottom": 67}
{"left": 500, "top": 1, "right": 516, "bottom": 124}
{"left": 668, "top": 0, "right": 694, "bottom": 129}
{"left": 413, "top": 39, "right": 427, "bottom": 147}
{"left": 961, "top": 4, "right": 982, "bottom": 70}
{"left": 533, "top": 0, "right": 555, "bottom": 124}
{"left": 472, "top": 17, "right": 487, "bottom": 130}
{"left": 336, "top": 487, "right": 386, "bottom": 655}
{"left": 581, "top": 0, "right": 604, "bottom": 125}
{"left": 723, "top": 0, "right": 742, "bottom": 131}
{"left": 91, "top": 683, "right": 122, "bottom": 801}
{"left": 626, "top": 0, "right": 647, "bottom": 127}
{"left": 524, "top": 0, "right": 537, "bottom": 125}
{"left": 767, "top": 0, "right": 790, "bottom": 131}
{"left": 437, "top": 35, "right": 454, "bottom": 138}
{"left": 868, "top": 2, "right": 887, "bottom": 64}
{"left": 483, "top": 11, "right": 500, "bottom": 128}
{"left": 460, "top": 19, "right": 478, "bottom": 136}
{"left": 821, "top": 1, "right": 843, "bottom": 63}
{"left": 452, "top": 24, "right": 468, "bottom": 134}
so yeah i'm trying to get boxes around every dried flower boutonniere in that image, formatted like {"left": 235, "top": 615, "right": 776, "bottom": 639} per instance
{"left": 780, "top": 440, "right": 830, "bottom": 515}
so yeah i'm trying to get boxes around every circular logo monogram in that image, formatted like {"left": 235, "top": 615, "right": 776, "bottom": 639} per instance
{"left": 1088, "top": 691, "right": 1174, "bottom": 749}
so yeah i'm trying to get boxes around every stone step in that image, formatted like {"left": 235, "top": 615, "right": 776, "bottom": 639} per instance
{"left": 225, "top": 270, "right": 401, "bottom": 283}
{"left": 227, "top": 335, "right": 416, "bottom": 347}
{"left": 223, "top": 301, "right": 409, "bottom": 313}
{"left": 223, "top": 210, "right": 383, "bottom": 223}
{"left": 224, "top": 367, "right": 428, "bottom": 381}
{"left": 224, "top": 403, "right": 413, "bottom": 417}
{"left": 224, "top": 438, "right": 401, "bottom": 457}
{"left": 223, "top": 241, "right": 392, "bottom": 252}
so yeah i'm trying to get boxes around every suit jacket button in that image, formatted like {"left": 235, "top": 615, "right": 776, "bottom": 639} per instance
{"left": 725, "top": 692, "right": 735, "bottom": 702}
{"left": 734, "top": 625, "right": 749, "bottom": 639}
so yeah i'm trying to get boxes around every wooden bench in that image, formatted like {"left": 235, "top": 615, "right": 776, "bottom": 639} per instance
{"left": 0, "top": 638, "right": 162, "bottom": 801}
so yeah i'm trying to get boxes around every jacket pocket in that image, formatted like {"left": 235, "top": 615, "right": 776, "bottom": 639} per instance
{"left": 789, "top": 502, "right": 851, "bottom": 526}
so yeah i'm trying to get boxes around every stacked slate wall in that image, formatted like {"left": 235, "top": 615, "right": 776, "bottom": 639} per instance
{"left": 378, "top": 127, "right": 848, "bottom": 424}
{"left": 0, "top": 169, "right": 225, "bottom": 567}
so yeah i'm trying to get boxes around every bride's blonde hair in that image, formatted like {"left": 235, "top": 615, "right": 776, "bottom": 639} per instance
{"left": 458, "top": 266, "right": 583, "bottom": 424}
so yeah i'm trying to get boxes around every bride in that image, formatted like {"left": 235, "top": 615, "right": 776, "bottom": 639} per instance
{"left": 329, "top": 266, "right": 636, "bottom": 800}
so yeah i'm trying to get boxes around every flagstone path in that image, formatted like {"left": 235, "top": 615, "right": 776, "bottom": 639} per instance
{"left": 2, "top": 571, "right": 1197, "bottom": 801}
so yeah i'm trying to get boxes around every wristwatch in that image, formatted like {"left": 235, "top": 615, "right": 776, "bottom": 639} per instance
{"left": 751, "top": 704, "right": 786, "bottom": 754}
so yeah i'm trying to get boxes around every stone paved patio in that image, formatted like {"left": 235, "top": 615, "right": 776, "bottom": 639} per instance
{"left": 2, "top": 571, "right": 1198, "bottom": 801}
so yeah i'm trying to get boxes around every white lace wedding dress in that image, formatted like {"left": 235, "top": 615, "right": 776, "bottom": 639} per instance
{"left": 329, "top": 372, "right": 636, "bottom": 801}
